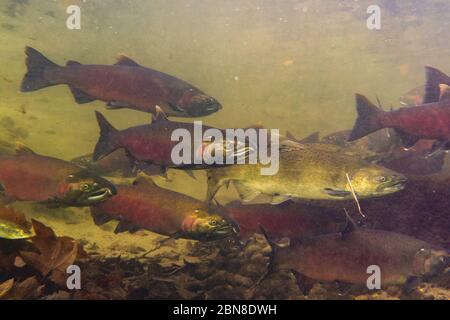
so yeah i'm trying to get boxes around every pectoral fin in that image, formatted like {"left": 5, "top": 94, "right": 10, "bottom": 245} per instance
{"left": 39, "top": 197, "right": 66, "bottom": 208}
{"left": 234, "top": 182, "right": 261, "bottom": 202}
{"left": 402, "top": 276, "right": 421, "bottom": 294}
{"left": 106, "top": 101, "right": 133, "bottom": 109}
{"left": 114, "top": 220, "right": 139, "bottom": 234}
{"left": 323, "top": 188, "right": 351, "bottom": 198}
{"left": 153, "top": 106, "right": 169, "bottom": 122}
{"left": 90, "top": 207, "right": 114, "bottom": 226}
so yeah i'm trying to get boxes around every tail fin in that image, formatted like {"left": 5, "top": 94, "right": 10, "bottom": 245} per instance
{"left": 93, "top": 111, "right": 120, "bottom": 161}
{"left": 423, "top": 66, "right": 450, "bottom": 104}
{"left": 21, "top": 46, "right": 60, "bottom": 92}
{"left": 347, "top": 94, "right": 383, "bottom": 142}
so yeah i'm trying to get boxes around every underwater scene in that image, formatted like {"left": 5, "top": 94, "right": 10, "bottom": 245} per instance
{"left": 0, "top": 0, "right": 449, "bottom": 301}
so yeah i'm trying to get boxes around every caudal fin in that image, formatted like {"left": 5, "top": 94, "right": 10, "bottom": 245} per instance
{"left": 347, "top": 94, "right": 383, "bottom": 142}
{"left": 93, "top": 111, "right": 119, "bottom": 161}
{"left": 20, "top": 46, "right": 60, "bottom": 92}
{"left": 423, "top": 66, "right": 450, "bottom": 104}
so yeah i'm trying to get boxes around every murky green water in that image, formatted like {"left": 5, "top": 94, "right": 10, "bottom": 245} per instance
{"left": 2, "top": 0, "right": 450, "bottom": 159}
{"left": 0, "top": 0, "right": 449, "bottom": 300}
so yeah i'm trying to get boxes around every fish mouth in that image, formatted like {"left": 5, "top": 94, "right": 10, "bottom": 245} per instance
{"left": 86, "top": 187, "right": 115, "bottom": 202}
{"left": 382, "top": 179, "right": 407, "bottom": 193}
{"left": 210, "top": 224, "right": 240, "bottom": 239}
{"left": 188, "top": 102, "right": 222, "bottom": 116}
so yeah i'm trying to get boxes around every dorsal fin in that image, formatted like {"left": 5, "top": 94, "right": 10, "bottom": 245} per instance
{"left": 66, "top": 60, "right": 81, "bottom": 66}
{"left": 15, "top": 142, "right": 36, "bottom": 156}
{"left": 439, "top": 84, "right": 450, "bottom": 102}
{"left": 285, "top": 131, "right": 297, "bottom": 141}
{"left": 153, "top": 105, "right": 169, "bottom": 122}
{"left": 132, "top": 174, "right": 157, "bottom": 188}
{"left": 299, "top": 131, "right": 320, "bottom": 144}
{"left": 115, "top": 54, "right": 141, "bottom": 67}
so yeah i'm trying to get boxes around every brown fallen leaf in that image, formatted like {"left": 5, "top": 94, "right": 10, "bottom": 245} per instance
{"left": 19, "top": 220, "right": 81, "bottom": 287}
{"left": 6, "top": 276, "right": 43, "bottom": 299}
{"left": 0, "top": 278, "right": 14, "bottom": 298}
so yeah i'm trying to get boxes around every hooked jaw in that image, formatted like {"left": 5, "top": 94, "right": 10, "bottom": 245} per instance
{"left": 181, "top": 211, "right": 240, "bottom": 241}
{"left": 86, "top": 187, "right": 115, "bottom": 202}
{"left": 378, "top": 174, "right": 407, "bottom": 194}
{"left": 187, "top": 99, "right": 222, "bottom": 117}
{"left": 59, "top": 171, "right": 117, "bottom": 207}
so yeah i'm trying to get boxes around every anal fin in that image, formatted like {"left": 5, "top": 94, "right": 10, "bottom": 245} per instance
{"left": 69, "top": 86, "right": 96, "bottom": 104}
{"left": 233, "top": 181, "right": 261, "bottom": 202}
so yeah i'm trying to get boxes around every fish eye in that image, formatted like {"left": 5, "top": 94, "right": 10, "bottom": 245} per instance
{"left": 80, "top": 183, "right": 91, "bottom": 191}
{"left": 209, "top": 220, "right": 218, "bottom": 226}
{"left": 376, "top": 176, "right": 387, "bottom": 183}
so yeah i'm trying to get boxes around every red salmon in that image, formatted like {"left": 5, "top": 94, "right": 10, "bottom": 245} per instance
{"left": 91, "top": 176, "right": 238, "bottom": 241}
{"left": 20, "top": 46, "right": 222, "bottom": 117}
{"left": 348, "top": 67, "right": 450, "bottom": 149}
{"left": 0, "top": 146, "right": 116, "bottom": 207}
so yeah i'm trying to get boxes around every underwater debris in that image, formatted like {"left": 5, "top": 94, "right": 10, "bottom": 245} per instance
{"left": 19, "top": 220, "right": 86, "bottom": 284}
{"left": 0, "top": 219, "right": 88, "bottom": 300}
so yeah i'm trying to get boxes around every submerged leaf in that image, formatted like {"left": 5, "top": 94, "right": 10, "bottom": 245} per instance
{"left": 19, "top": 220, "right": 83, "bottom": 286}
{"left": 0, "top": 279, "right": 14, "bottom": 298}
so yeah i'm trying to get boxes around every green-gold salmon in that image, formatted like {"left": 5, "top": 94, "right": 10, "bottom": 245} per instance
{"left": 207, "top": 144, "right": 407, "bottom": 204}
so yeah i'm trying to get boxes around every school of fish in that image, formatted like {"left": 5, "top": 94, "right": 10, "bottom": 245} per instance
{"left": 0, "top": 45, "right": 447, "bottom": 297}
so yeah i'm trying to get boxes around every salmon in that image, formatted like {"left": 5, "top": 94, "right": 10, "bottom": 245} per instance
{"left": 348, "top": 66, "right": 450, "bottom": 150}
{"left": 263, "top": 226, "right": 449, "bottom": 293}
{"left": 93, "top": 110, "right": 252, "bottom": 174}
{"left": 223, "top": 201, "right": 346, "bottom": 240}
{"left": 20, "top": 46, "right": 222, "bottom": 117}
{"left": 91, "top": 176, "right": 238, "bottom": 241}
{"left": 0, "top": 145, "right": 116, "bottom": 207}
